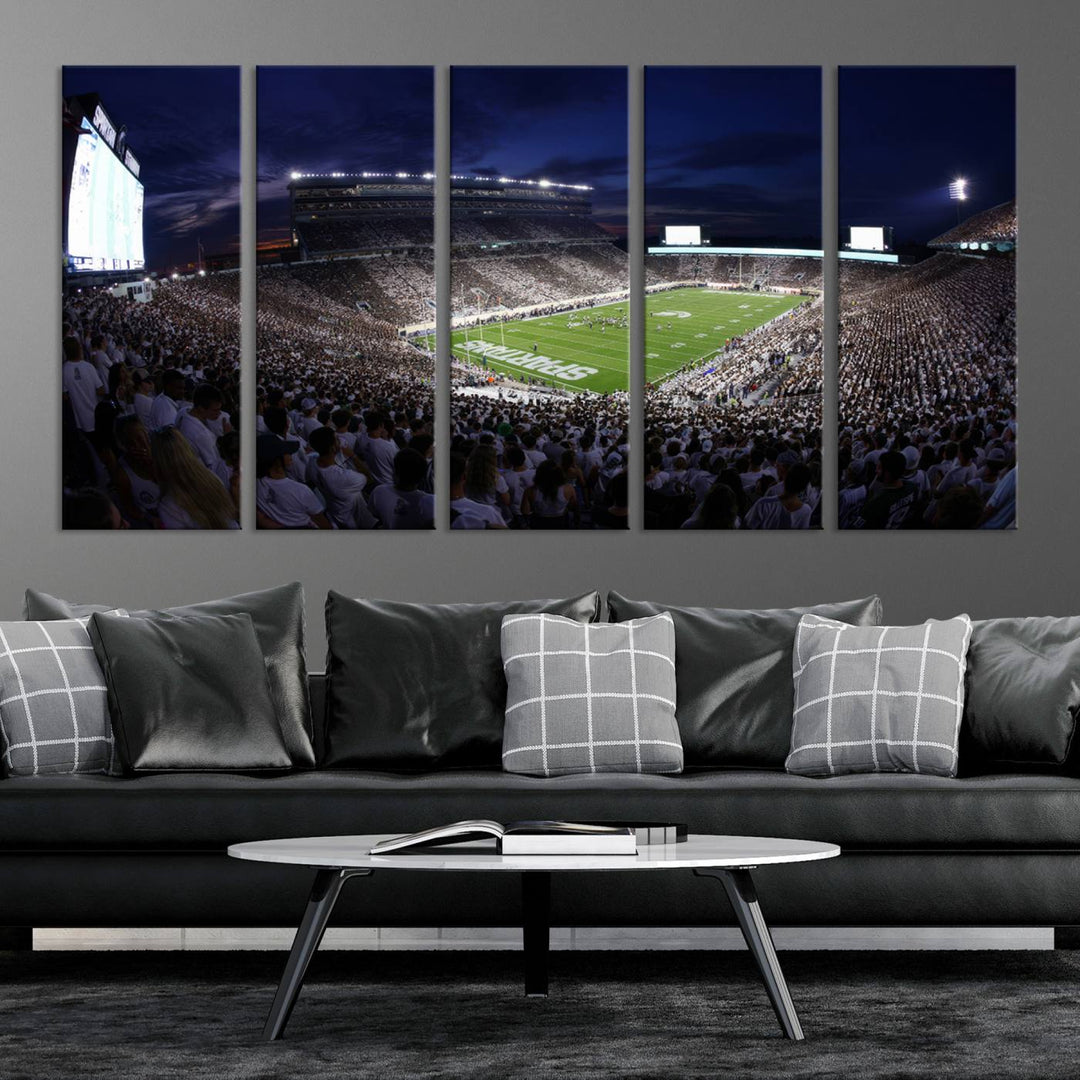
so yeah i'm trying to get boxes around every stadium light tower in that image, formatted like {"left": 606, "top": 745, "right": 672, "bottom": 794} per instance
{"left": 949, "top": 177, "right": 968, "bottom": 225}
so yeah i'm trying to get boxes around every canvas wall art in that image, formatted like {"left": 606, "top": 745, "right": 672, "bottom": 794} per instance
{"left": 837, "top": 66, "right": 1016, "bottom": 530}
{"left": 643, "top": 66, "right": 823, "bottom": 530}
{"left": 255, "top": 66, "right": 435, "bottom": 530}
{"left": 61, "top": 66, "right": 241, "bottom": 529}
{"left": 448, "top": 66, "right": 629, "bottom": 530}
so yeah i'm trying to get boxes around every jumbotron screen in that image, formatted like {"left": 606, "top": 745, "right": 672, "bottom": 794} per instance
{"left": 67, "top": 119, "right": 144, "bottom": 272}
{"left": 848, "top": 226, "right": 887, "bottom": 252}
{"left": 662, "top": 225, "right": 702, "bottom": 246}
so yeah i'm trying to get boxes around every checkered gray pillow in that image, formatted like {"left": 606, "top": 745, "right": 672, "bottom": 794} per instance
{"left": 0, "top": 618, "right": 122, "bottom": 776}
{"left": 501, "top": 612, "right": 682, "bottom": 777}
{"left": 786, "top": 613, "right": 973, "bottom": 778}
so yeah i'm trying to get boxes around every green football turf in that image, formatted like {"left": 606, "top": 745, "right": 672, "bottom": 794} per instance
{"left": 431, "top": 286, "right": 809, "bottom": 396}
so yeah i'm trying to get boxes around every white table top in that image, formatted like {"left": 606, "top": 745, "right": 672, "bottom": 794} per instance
{"left": 228, "top": 834, "right": 840, "bottom": 872}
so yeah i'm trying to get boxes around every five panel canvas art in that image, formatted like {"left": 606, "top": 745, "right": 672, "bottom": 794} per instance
{"left": 60, "top": 66, "right": 1016, "bottom": 531}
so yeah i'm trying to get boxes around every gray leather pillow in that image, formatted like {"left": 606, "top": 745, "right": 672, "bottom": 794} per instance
{"left": 24, "top": 584, "right": 314, "bottom": 768}
{"left": 324, "top": 590, "right": 601, "bottom": 770}
{"left": 89, "top": 611, "right": 291, "bottom": 774}
{"left": 607, "top": 593, "right": 883, "bottom": 767}
{"left": 961, "top": 617, "right": 1080, "bottom": 770}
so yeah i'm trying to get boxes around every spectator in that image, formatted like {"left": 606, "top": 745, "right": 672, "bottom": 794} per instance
{"left": 370, "top": 448, "right": 435, "bottom": 529}
{"left": 255, "top": 433, "right": 330, "bottom": 530}
{"left": 151, "top": 427, "right": 238, "bottom": 530}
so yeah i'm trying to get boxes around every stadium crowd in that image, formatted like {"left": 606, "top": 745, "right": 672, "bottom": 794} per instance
{"left": 266, "top": 257, "right": 436, "bottom": 328}
{"left": 642, "top": 294, "right": 824, "bottom": 529}
{"left": 451, "top": 244, "right": 628, "bottom": 310}
{"left": 62, "top": 275, "right": 242, "bottom": 530}
{"left": 449, "top": 387, "right": 629, "bottom": 529}
{"left": 451, "top": 214, "right": 614, "bottom": 245}
{"left": 299, "top": 216, "right": 433, "bottom": 255}
{"left": 929, "top": 200, "right": 1017, "bottom": 248}
{"left": 255, "top": 268, "right": 435, "bottom": 529}
{"left": 837, "top": 250, "right": 1016, "bottom": 529}
{"left": 645, "top": 253, "right": 824, "bottom": 291}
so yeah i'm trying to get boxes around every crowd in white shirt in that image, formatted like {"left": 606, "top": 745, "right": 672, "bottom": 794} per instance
{"left": 837, "top": 251, "right": 1016, "bottom": 530}
{"left": 62, "top": 278, "right": 241, "bottom": 530}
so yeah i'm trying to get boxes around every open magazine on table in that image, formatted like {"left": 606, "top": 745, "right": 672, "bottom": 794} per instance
{"left": 370, "top": 820, "right": 687, "bottom": 856}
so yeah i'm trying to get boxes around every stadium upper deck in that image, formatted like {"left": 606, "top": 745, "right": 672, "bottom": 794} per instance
{"left": 289, "top": 172, "right": 605, "bottom": 259}
{"left": 929, "top": 199, "right": 1016, "bottom": 251}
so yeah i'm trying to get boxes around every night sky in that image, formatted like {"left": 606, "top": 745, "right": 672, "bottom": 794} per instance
{"left": 645, "top": 67, "right": 822, "bottom": 247}
{"left": 452, "top": 67, "right": 627, "bottom": 233}
{"left": 256, "top": 67, "right": 433, "bottom": 248}
{"left": 62, "top": 67, "right": 239, "bottom": 275}
{"left": 840, "top": 67, "right": 1015, "bottom": 249}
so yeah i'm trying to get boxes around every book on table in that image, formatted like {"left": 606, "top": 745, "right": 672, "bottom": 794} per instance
{"left": 370, "top": 820, "right": 640, "bottom": 856}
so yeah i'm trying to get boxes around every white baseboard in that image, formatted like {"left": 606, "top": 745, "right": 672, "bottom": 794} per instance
{"left": 31, "top": 925, "right": 1054, "bottom": 951}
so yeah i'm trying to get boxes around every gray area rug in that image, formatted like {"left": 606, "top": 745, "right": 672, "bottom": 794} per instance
{"left": 0, "top": 949, "right": 1074, "bottom": 1079}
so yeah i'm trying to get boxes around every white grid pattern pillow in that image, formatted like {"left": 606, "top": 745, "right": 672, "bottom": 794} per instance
{"left": 0, "top": 618, "right": 122, "bottom": 777}
{"left": 786, "top": 613, "right": 973, "bottom": 778}
{"left": 501, "top": 612, "right": 683, "bottom": 777}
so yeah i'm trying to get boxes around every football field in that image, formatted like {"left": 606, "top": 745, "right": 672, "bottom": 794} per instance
{"left": 434, "top": 287, "right": 809, "bottom": 395}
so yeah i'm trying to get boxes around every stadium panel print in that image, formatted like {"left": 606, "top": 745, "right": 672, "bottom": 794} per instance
{"left": 448, "top": 66, "right": 629, "bottom": 530}
{"left": 838, "top": 67, "right": 1016, "bottom": 530}
{"left": 255, "top": 67, "right": 435, "bottom": 530}
{"left": 644, "top": 66, "right": 824, "bottom": 530}
{"left": 61, "top": 67, "right": 241, "bottom": 530}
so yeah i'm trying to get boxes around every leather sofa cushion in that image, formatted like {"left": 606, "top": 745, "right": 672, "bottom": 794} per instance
{"left": 3, "top": 770, "right": 1079, "bottom": 851}
{"left": 607, "top": 594, "right": 883, "bottom": 767}
{"left": 961, "top": 616, "right": 1080, "bottom": 771}
{"left": 23, "top": 584, "right": 315, "bottom": 768}
{"left": 89, "top": 612, "right": 291, "bottom": 773}
{"left": 323, "top": 591, "right": 601, "bottom": 770}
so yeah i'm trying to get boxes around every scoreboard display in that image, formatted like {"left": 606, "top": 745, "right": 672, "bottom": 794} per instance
{"left": 67, "top": 118, "right": 144, "bottom": 273}
{"left": 847, "top": 226, "right": 892, "bottom": 252}
{"left": 662, "top": 225, "right": 703, "bottom": 246}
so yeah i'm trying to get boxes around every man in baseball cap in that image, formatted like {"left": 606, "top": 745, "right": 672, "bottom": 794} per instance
{"left": 255, "top": 433, "right": 329, "bottom": 529}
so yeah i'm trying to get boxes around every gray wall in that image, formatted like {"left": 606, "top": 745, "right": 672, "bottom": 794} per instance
{"left": 3, "top": 0, "right": 1076, "bottom": 659}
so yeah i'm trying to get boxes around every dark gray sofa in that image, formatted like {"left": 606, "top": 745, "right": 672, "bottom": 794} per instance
{"left": 5, "top": 674, "right": 1080, "bottom": 934}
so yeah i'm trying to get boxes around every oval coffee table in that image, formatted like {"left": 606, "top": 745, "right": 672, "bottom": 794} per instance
{"left": 229, "top": 833, "right": 839, "bottom": 1042}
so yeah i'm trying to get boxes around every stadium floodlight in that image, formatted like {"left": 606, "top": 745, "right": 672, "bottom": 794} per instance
{"left": 537, "top": 179, "right": 551, "bottom": 188}
{"left": 422, "top": 172, "right": 434, "bottom": 180}
{"left": 949, "top": 177, "right": 968, "bottom": 201}
{"left": 290, "top": 171, "right": 301, "bottom": 180}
